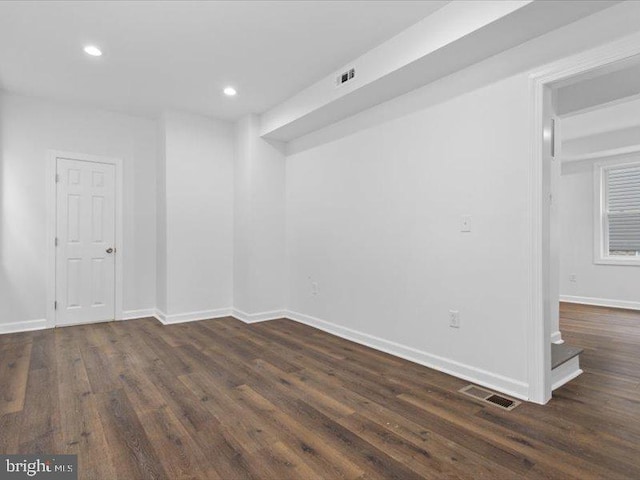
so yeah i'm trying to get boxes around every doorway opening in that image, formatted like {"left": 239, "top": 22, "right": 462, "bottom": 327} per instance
{"left": 529, "top": 33, "right": 640, "bottom": 404}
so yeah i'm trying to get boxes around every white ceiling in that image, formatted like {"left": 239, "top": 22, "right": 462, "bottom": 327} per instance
{"left": 0, "top": 0, "right": 447, "bottom": 120}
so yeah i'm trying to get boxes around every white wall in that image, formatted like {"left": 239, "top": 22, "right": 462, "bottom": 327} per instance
{"left": 0, "top": 91, "right": 157, "bottom": 324}
{"left": 560, "top": 157, "right": 640, "bottom": 308}
{"left": 287, "top": 73, "right": 531, "bottom": 396}
{"left": 233, "top": 116, "right": 252, "bottom": 312}
{"left": 234, "top": 115, "right": 286, "bottom": 317}
{"left": 559, "top": 98, "right": 640, "bottom": 309}
{"left": 159, "top": 111, "right": 234, "bottom": 318}
{"left": 558, "top": 98, "right": 640, "bottom": 308}
{"left": 284, "top": 2, "right": 640, "bottom": 399}
{"left": 156, "top": 117, "right": 167, "bottom": 314}
{"left": 0, "top": 95, "right": 238, "bottom": 326}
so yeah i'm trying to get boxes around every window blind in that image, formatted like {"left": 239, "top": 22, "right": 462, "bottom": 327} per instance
{"left": 607, "top": 165, "right": 640, "bottom": 254}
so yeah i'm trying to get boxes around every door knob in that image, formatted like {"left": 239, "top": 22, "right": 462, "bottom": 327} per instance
{"left": 106, "top": 247, "right": 114, "bottom": 254}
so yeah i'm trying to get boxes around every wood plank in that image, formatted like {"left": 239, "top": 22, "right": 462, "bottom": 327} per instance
{"left": 55, "top": 331, "right": 116, "bottom": 479}
{"left": 96, "top": 389, "right": 169, "bottom": 480}
{"left": 138, "top": 406, "right": 220, "bottom": 480}
{"left": 18, "top": 368, "right": 59, "bottom": 453}
{"left": 0, "top": 341, "right": 32, "bottom": 415}
{"left": 0, "top": 412, "right": 22, "bottom": 453}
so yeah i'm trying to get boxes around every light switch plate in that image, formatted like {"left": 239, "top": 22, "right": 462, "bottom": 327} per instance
{"left": 461, "top": 215, "right": 471, "bottom": 232}
{"left": 449, "top": 310, "right": 460, "bottom": 328}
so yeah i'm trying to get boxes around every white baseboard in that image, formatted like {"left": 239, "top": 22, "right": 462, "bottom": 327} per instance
{"left": 121, "top": 308, "right": 157, "bottom": 321}
{"left": 551, "top": 330, "right": 564, "bottom": 344}
{"left": 284, "top": 310, "right": 529, "bottom": 401}
{"left": 552, "top": 356, "right": 583, "bottom": 390}
{"left": 0, "top": 318, "right": 49, "bottom": 335}
{"left": 155, "top": 307, "right": 233, "bottom": 325}
{"left": 560, "top": 295, "right": 640, "bottom": 311}
{"left": 154, "top": 309, "right": 166, "bottom": 323}
{"left": 232, "top": 309, "right": 286, "bottom": 324}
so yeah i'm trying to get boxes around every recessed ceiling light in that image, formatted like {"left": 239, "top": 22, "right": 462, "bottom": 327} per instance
{"left": 83, "top": 45, "right": 102, "bottom": 57}
{"left": 223, "top": 86, "right": 237, "bottom": 96}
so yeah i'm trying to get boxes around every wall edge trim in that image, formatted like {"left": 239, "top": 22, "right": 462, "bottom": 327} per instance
{"left": 232, "top": 309, "right": 287, "bottom": 324}
{"left": 0, "top": 318, "right": 48, "bottom": 335}
{"left": 155, "top": 307, "right": 233, "bottom": 325}
{"left": 560, "top": 295, "right": 640, "bottom": 311}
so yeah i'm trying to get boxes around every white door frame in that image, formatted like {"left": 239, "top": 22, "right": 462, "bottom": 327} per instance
{"left": 46, "top": 150, "right": 124, "bottom": 327}
{"left": 527, "top": 31, "right": 640, "bottom": 404}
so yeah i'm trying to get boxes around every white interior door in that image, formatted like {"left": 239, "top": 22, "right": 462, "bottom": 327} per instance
{"left": 56, "top": 158, "right": 116, "bottom": 326}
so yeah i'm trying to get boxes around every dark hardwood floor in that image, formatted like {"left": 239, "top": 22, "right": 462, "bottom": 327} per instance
{"left": 1, "top": 303, "right": 639, "bottom": 479}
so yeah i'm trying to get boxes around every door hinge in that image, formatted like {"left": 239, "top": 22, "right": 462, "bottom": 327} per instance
{"left": 55, "top": 174, "right": 60, "bottom": 183}
{"left": 55, "top": 237, "right": 58, "bottom": 246}
{"left": 54, "top": 301, "right": 57, "bottom": 310}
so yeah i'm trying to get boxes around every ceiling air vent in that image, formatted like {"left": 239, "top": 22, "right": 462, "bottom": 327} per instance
{"left": 336, "top": 68, "right": 355, "bottom": 87}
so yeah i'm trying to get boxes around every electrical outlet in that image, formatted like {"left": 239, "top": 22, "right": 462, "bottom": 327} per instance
{"left": 449, "top": 310, "right": 460, "bottom": 328}
{"left": 569, "top": 273, "right": 577, "bottom": 283}
{"left": 311, "top": 281, "right": 319, "bottom": 296}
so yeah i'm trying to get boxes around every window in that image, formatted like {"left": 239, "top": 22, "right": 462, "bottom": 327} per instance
{"left": 595, "top": 161, "right": 640, "bottom": 265}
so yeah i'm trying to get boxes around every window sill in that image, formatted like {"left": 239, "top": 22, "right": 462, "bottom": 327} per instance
{"left": 594, "top": 257, "right": 640, "bottom": 266}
